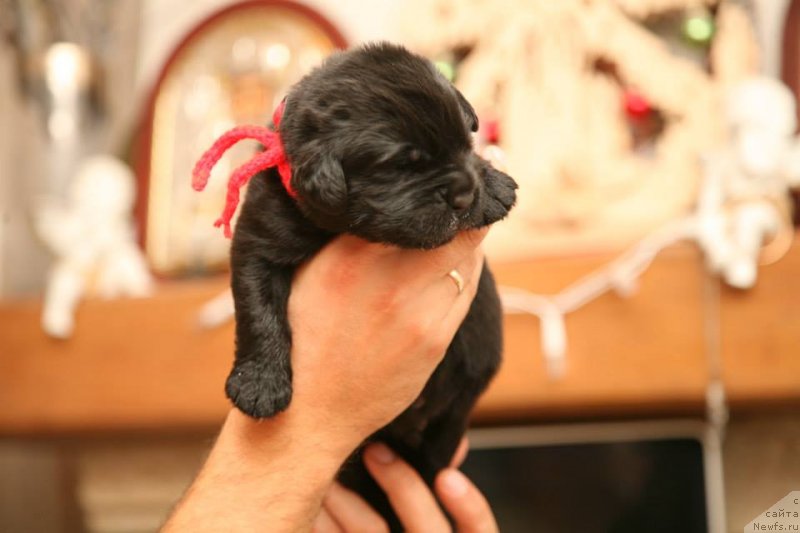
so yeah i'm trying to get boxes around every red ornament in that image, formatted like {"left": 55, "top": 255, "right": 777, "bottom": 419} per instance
{"left": 623, "top": 89, "right": 651, "bottom": 120}
{"left": 483, "top": 118, "right": 501, "bottom": 144}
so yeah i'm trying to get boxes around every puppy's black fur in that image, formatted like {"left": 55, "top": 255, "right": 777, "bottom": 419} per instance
{"left": 225, "top": 42, "right": 516, "bottom": 527}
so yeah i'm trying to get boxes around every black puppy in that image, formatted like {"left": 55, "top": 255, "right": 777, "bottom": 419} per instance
{"left": 202, "top": 42, "right": 516, "bottom": 525}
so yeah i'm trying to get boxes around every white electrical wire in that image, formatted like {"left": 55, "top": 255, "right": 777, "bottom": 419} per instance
{"left": 500, "top": 217, "right": 696, "bottom": 378}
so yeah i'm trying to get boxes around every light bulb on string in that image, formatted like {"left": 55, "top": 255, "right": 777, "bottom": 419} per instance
{"left": 434, "top": 59, "right": 456, "bottom": 82}
{"left": 682, "top": 8, "right": 715, "bottom": 46}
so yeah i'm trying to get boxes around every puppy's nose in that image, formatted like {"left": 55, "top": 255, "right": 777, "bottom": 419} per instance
{"left": 447, "top": 174, "right": 476, "bottom": 211}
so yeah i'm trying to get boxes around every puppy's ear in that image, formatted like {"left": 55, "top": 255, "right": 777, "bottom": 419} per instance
{"left": 455, "top": 89, "right": 479, "bottom": 133}
{"left": 293, "top": 150, "right": 348, "bottom": 215}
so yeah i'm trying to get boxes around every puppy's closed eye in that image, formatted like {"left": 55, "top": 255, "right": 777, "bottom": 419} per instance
{"left": 406, "top": 147, "right": 426, "bottom": 164}
{"left": 373, "top": 144, "right": 429, "bottom": 168}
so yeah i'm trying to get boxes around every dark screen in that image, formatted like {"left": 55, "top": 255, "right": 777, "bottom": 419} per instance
{"left": 460, "top": 438, "right": 707, "bottom": 533}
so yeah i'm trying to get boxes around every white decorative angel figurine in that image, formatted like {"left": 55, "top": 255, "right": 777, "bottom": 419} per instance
{"left": 36, "top": 155, "right": 154, "bottom": 338}
{"left": 699, "top": 76, "right": 800, "bottom": 289}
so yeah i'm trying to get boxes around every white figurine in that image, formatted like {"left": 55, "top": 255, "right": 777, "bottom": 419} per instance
{"left": 36, "top": 155, "right": 154, "bottom": 338}
{"left": 699, "top": 76, "right": 799, "bottom": 289}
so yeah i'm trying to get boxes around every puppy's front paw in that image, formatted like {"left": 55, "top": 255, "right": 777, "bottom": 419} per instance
{"left": 491, "top": 175, "right": 517, "bottom": 210}
{"left": 477, "top": 166, "right": 517, "bottom": 225}
{"left": 225, "top": 361, "right": 293, "bottom": 418}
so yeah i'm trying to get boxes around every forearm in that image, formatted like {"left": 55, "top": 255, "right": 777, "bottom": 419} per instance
{"left": 163, "top": 409, "right": 355, "bottom": 532}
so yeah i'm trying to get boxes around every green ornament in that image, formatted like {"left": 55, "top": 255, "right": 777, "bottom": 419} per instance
{"left": 682, "top": 10, "right": 715, "bottom": 45}
{"left": 434, "top": 59, "right": 456, "bottom": 82}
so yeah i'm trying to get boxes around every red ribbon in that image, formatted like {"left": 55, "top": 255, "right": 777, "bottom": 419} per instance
{"left": 192, "top": 101, "right": 295, "bottom": 238}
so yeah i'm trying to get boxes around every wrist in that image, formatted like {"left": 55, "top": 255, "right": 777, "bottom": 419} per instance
{"left": 281, "top": 403, "right": 367, "bottom": 464}
{"left": 165, "top": 409, "right": 355, "bottom": 532}
{"left": 221, "top": 408, "right": 353, "bottom": 473}
{"left": 289, "top": 375, "right": 378, "bottom": 458}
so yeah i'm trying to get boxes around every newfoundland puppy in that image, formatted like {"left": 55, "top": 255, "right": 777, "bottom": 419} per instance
{"left": 195, "top": 42, "right": 516, "bottom": 527}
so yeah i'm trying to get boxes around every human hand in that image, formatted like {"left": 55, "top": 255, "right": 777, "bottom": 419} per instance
{"left": 313, "top": 438, "right": 499, "bottom": 533}
{"left": 163, "top": 230, "right": 488, "bottom": 533}
{"left": 287, "top": 229, "right": 487, "bottom": 455}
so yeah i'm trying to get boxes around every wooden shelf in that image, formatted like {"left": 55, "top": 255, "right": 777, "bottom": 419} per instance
{"left": 476, "top": 244, "right": 710, "bottom": 422}
{"left": 1, "top": 240, "right": 798, "bottom": 436}
{"left": 720, "top": 244, "right": 800, "bottom": 408}
{"left": 0, "top": 278, "right": 234, "bottom": 435}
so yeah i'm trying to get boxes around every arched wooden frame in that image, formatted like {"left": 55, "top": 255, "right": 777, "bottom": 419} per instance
{"left": 134, "top": 0, "right": 347, "bottom": 275}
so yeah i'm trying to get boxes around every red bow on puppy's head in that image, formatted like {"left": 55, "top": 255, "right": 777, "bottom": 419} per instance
{"left": 191, "top": 100, "right": 295, "bottom": 238}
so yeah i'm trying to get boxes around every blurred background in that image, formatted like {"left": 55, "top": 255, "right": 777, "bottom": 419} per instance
{"left": 1, "top": 0, "right": 799, "bottom": 531}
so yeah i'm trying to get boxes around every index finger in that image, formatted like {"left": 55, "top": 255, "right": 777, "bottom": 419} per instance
{"left": 435, "top": 469, "right": 499, "bottom": 533}
{"left": 363, "top": 444, "right": 450, "bottom": 533}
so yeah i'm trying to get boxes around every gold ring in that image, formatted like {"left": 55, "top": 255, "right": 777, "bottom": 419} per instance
{"left": 447, "top": 269, "right": 465, "bottom": 295}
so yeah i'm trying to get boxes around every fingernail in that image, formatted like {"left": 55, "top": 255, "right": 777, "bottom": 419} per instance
{"left": 366, "top": 443, "right": 395, "bottom": 464}
{"left": 439, "top": 469, "right": 468, "bottom": 497}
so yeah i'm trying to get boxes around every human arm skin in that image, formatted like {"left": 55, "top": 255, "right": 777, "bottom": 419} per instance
{"left": 162, "top": 408, "right": 351, "bottom": 532}
{"left": 163, "top": 230, "right": 487, "bottom": 532}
